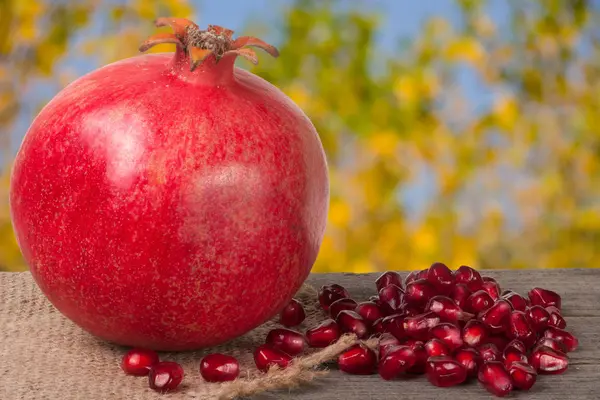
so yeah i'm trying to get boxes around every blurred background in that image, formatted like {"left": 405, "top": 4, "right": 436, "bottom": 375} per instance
{"left": 1, "top": 0, "right": 599, "bottom": 273}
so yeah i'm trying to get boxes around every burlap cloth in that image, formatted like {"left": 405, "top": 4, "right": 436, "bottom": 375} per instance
{"left": 0, "top": 272, "right": 364, "bottom": 400}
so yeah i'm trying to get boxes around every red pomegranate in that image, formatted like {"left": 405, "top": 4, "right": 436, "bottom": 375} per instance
{"left": 9, "top": 18, "right": 329, "bottom": 350}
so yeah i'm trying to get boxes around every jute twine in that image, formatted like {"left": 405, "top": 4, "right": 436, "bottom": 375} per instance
{"left": 0, "top": 272, "right": 378, "bottom": 400}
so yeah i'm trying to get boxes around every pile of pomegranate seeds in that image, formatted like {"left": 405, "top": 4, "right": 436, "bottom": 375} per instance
{"left": 120, "top": 263, "right": 578, "bottom": 397}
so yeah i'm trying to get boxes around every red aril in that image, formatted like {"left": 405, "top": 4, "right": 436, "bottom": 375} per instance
{"left": 375, "top": 271, "right": 403, "bottom": 292}
{"left": 546, "top": 306, "right": 567, "bottom": 329}
{"left": 462, "top": 320, "right": 488, "bottom": 348}
{"left": 450, "top": 284, "right": 472, "bottom": 311}
{"left": 337, "top": 344, "right": 377, "bottom": 375}
{"left": 11, "top": 18, "right": 329, "bottom": 351}
{"left": 528, "top": 287, "right": 562, "bottom": 310}
{"left": 529, "top": 345, "right": 569, "bottom": 374}
{"left": 502, "top": 291, "right": 528, "bottom": 312}
{"left": 306, "top": 319, "right": 340, "bottom": 348}
{"left": 543, "top": 327, "right": 579, "bottom": 352}
{"left": 378, "top": 284, "right": 404, "bottom": 315}
{"left": 329, "top": 298, "right": 358, "bottom": 319}
{"left": 148, "top": 361, "right": 184, "bottom": 393}
{"left": 121, "top": 348, "right": 159, "bottom": 376}
{"left": 508, "top": 362, "right": 537, "bottom": 390}
{"left": 403, "top": 312, "right": 440, "bottom": 340}
{"left": 404, "top": 270, "right": 421, "bottom": 286}
{"left": 280, "top": 298, "right": 306, "bottom": 327}
{"left": 407, "top": 343, "right": 428, "bottom": 374}
{"left": 478, "top": 300, "right": 511, "bottom": 334}
{"left": 503, "top": 347, "right": 528, "bottom": 369}
{"left": 534, "top": 337, "right": 567, "bottom": 354}
{"left": 336, "top": 310, "right": 369, "bottom": 339}
{"left": 429, "top": 323, "right": 463, "bottom": 351}
{"left": 426, "top": 262, "right": 455, "bottom": 295}
{"left": 378, "top": 345, "right": 416, "bottom": 380}
{"left": 484, "top": 336, "right": 510, "bottom": 352}
{"left": 381, "top": 313, "right": 406, "bottom": 340}
{"left": 526, "top": 305, "right": 551, "bottom": 333}
{"left": 200, "top": 354, "right": 240, "bottom": 382}
{"left": 404, "top": 279, "right": 437, "bottom": 307}
{"left": 508, "top": 310, "right": 536, "bottom": 347}
{"left": 319, "top": 284, "right": 350, "bottom": 311}
{"left": 372, "top": 318, "right": 385, "bottom": 334}
{"left": 454, "top": 347, "right": 482, "bottom": 378}
{"left": 482, "top": 279, "right": 501, "bottom": 301}
{"left": 426, "top": 295, "right": 474, "bottom": 323}
{"left": 466, "top": 290, "right": 494, "bottom": 314}
{"left": 478, "top": 361, "right": 513, "bottom": 397}
{"left": 265, "top": 328, "right": 306, "bottom": 356}
{"left": 355, "top": 301, "right": 385, "bottom": 326}
{"left": 426, "top": 356, "right": 467, "bottom": 387}
{"left": 254, "top": 344, "right": 292, "bottom": 372}
{"left": 454, "top": 265, "right": 484, "bottom": 292}
{"left": 378, "top": 333, "right": 401, "bottom": 358}
{"left": 478, "top": 343, "right": 501, "bottom": 362}
{"left": 424, "top": 338, "right": 451, "bottom": 357}
{"left": 504, "top": 339, "right": 527, "bottom": 354}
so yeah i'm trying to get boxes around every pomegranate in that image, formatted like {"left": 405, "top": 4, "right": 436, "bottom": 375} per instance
{"left": 450, "top": 283, "right": 472, "bottom": 311}
{"left": 403, "top": 312, "right": 440, "bottom": 340}
{"left": 337, "top": 344, "right": 377, "bottom": 375}
{"left": 426, "top": 262, "right": 455, "bottom": 295}
{"left": 381, "top": 313, "right": 406, "bottom": 340}
{"left": 378, "top": 345, "right": 416, "bottom": 380}
{"left": 10, "top": 18, "right": 329, "bottom": 351}
{"left": 355, "top": 301, "right": 384, "bottom": 325}
{"left": 378, "top": 284, "right": 404, "bottom": 315}
{"left": 529, "top": 345, "right": 569, "bottom": 374}
{"left": 280, "top": 299, "right": 306, "bottom": 327}
{"left": 526, "top": 305, "right": 551, "bottom": 333}
{"left": 404, "top": 279, "right": 437, "bottom": 307}
{"left": 265, "top": 328, "right": 306, "bottom": 356}
{"left": 428, "top": 323, "right": 463, "bottom": 351}
{"left": 478, "top": 343, "right": 501, "bottom": 362}
{"left": 329, "top": 298, "right": 358, "bottom": 319}
{"left": 546, "top": 306, "right": 567, "bottom": 329}
{"left": 375, "top": 271, "right": 403, "bottom": 292}
{"left": 534, "top": 337, "right": 567, "bottom": 354}
{"left": 478, "top": 300, "right": 511, "bottom": 334}
{"left": 482, "top": 280, "right": 501, "bottom": 301}
{"left": 501, "top": 291, "right": 527, "bottom": 312}
{"left": 454, "top": 347, "right": 482, "bottom": 378}
{"left": 507, "top": 310, "right": 536, "bottom": 347}
{"left": 378, "top": 333, "right": 402, "bottom": 358}
{"left": 453, "top": 265, "right": 484, "bottom": 292}
{"left": 542, "top": 327, "right": 579, "bottom": 352}
{"left": 528, "top": 287, "right": 562, "bottom": 310}
{"left": 336, "top": 310, "right": 369, "bottom": 339}
{"left": 424, "top": 338, "right": 451, "bottom": 357}
{"left": 425, "top": 357, "right": 467, "bottom": 387}
{"left": 425, "top": 295, "right": 474, "bottom": 323}
{"left": 200, "top": 354, "right": 240, "bottom": 382}
{"left": 462, "top": 320, "right": 488, "bottom": 347}
{"left": 407, "top": 343, "right": 428, "bottom": 374}
{"left": 305, "top": 319, "right": 340, "bottom": 348}
{"left": 319, "top": 284, "right": 350, "bottom": 311}
{"left": 254, "top": 344, "right": 292, "bottom": 372}
{"left": 148, "top": 361, "right": 184, "bottom": 393}
{"left": 121, "top": 348, "right": 159, "bottom": 376}
{"left": 478, "top": 361, "right": 513, "bottom": 397}
{"left": 466, "top": 290, "right": 494, "bottom": 314}
{"left": 508, "top": 362, "right": 537, "bottom": 390}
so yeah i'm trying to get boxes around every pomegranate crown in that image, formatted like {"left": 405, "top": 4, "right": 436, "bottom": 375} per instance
{"left": 139, "top": 17, "right": 279, "bottom": 71}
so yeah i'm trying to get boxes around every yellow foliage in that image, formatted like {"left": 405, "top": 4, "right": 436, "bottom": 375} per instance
{"left": 445, "top": 36, "right": 485, "bottom": 65}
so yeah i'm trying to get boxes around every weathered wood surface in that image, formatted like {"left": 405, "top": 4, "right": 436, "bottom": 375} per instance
{"left": 1, "top": 269, "right": 599, "bottom": 399}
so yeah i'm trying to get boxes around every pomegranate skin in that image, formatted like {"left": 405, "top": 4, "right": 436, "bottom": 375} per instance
{"left": 9, "top": 25, "right": 329, "bottom": 351}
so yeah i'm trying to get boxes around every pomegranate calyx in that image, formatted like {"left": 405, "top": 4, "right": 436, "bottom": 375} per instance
{"left": 140, "top": 17, "right": 279, "bottom": 71}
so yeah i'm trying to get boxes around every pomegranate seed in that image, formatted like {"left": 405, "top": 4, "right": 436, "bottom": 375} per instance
{"left": 372, "top": 318, "right": 385, "bottom": 334}
{"left": 529, "top": 345, "right": 569, "bottom": 374}
{"left": 508, "top": 362, "right": 537, "bottom": 390}
{"left": 337, "top": 343, "right": 377, "bottom": 375}
{"left": 508, "top": 310, "right": 536, "bottom": 348}
{"left": 502, "top": 291, "right": 528, "bottom": 312}
{"left": 378, "top": 333, "right": 401, "bottom": 358}
{"left": 453, "top": 265, "right": 484, "bottom": 291}
{"left": 355, "top": 301, "right": 384, "bottom": 326}
{"left": 121, "top": 348, "right": 159, "bottom": 376}
{"left": 404, "top": 270, "right": 421, "bottom": 285}
{"left": 402, "top": 338, "right": 425, "bottom": 349}
{"left": 528, "top": 287, "right": 561, "bottom": 310}
{"left": 403, "top": 312, "right": 440, "bottom": 340}
{"left": 478, "top": 361, "right": 513, "bottom": 397}
{"left": 200, "top": 354, "right": 240, "bottom": 382}
{"left": 482, "top": 280, "right": 501, "bottom": 300}
{"left": 378, "top": 345, "right": 416, "bottom": 380}
{"left": 319, "top": 284, "right": 349, "bottom": 311}
{"left": 478, "top": 300, "right": 511, "bottom": 334}
{"left": 503, "top": 347, "right": 528, "bottom": 369}
{"left": 466, "top": 290, "right": 494, "bottom": 314}
{"left": 426, "top": 295, "right": 474, "bottom": 323}
{"left": 546, "top": 306, "right": 567, "bottom": 329}
{"left": 329, "top": 298, "right": 358, "bottom": 318}
{"left": 254, "top": 344, "right": 292, "bottom": 372}
{"left": 266, "top": 328, "right": 306, "bottom": 356}
{"left": 454, "top": 347, "right": 482, "bottom": 377}
{"left": 485, "top": 336, "right": 510, "bottom": 352}
{"left": 336, "top": 310, "right": 369, "bottom": 339}
{"left": 404, "top": 279, "right": 437, "bottom": 307}
{"left": 400, "top": 303, "right": 423, "bottom": 317}
{"left": 407, "top": 343, "right": 428, "bottom": 374}
{"left": 505, "top": 339, "right": 527, "bottom": 354}
{"left": 426, "top": 356, "right": 467, "bottom": 387}
{"left": 424, "top": 338, "right": 451, "bottom": 357}
{"left": 462, "top": 319, "right": 488, "bottom": 347}
{"left": 450, "top": 283, "right": 472, "bottom": 310}
{"left": 148, "top": 362, "right": 184, "bottom": 393}
{"left": 381, "top": 313, "right": 406, "bottom": 340}
{"left": 526, "top": 305, "right": 551, "bottom": 333}
{"left": 534, "top": 337, "right": 567, "bottom": 354}
{"left": 306, "top": 319, "right": 340, "bottom": 348}
{"left": 543, "top": 327, "right": 579, "bottom": 352}
{"left": 280, "top": 298, "right": 306, "bottom": 327}
{"left": 378, "top": 284, "right": 404, "bottom": 315}
{"left": 429, "top": 323, "right": 463, "bottom": 351}
{"left": 478, "top": 343, "right": 501, "bottom": 362}
{"left": 376, "top": 271, "right": 403, "bottom": 292}
{"left": 426, "top": 262, "right": 455, "bottom": 295}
